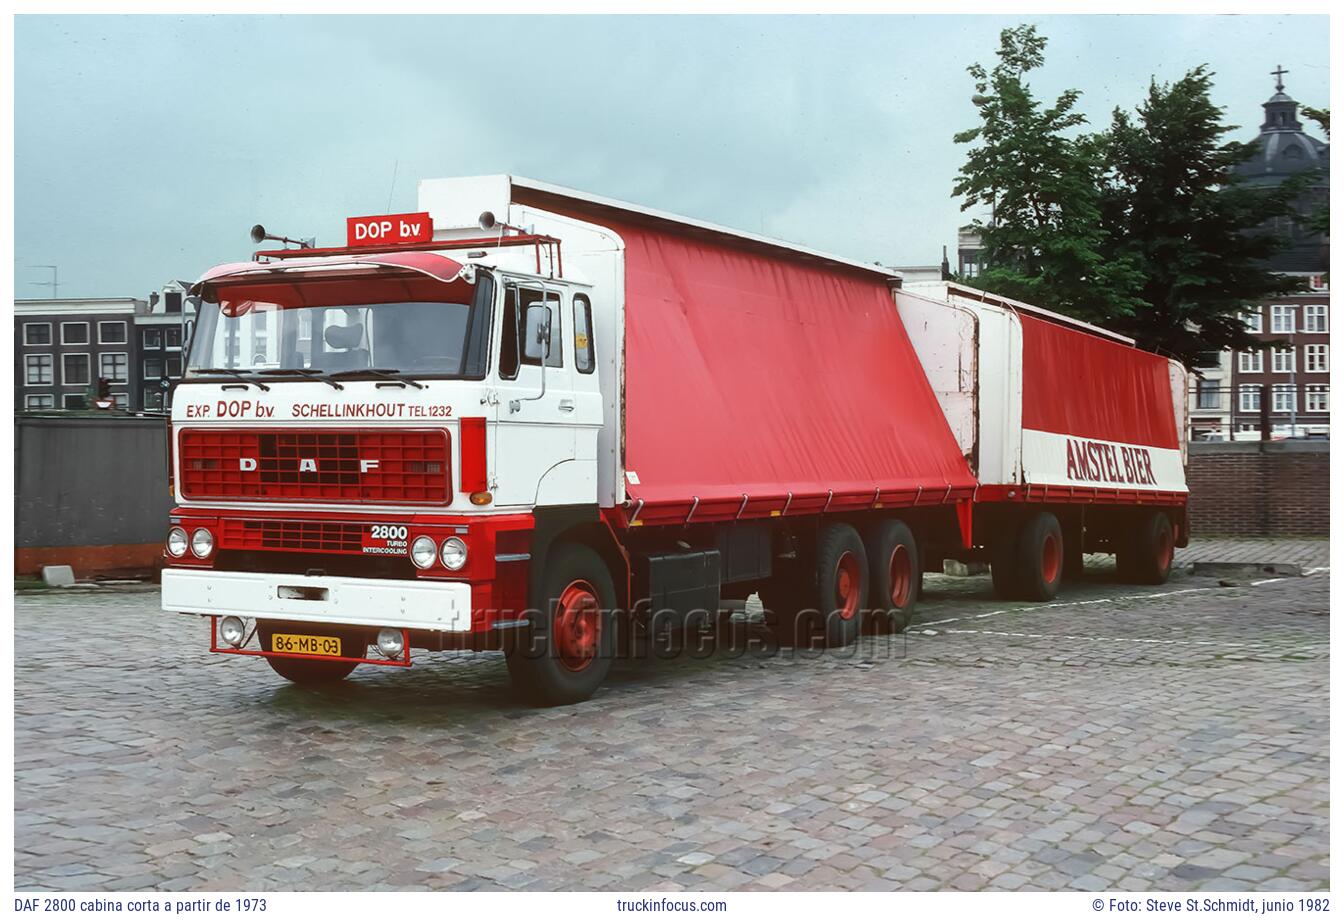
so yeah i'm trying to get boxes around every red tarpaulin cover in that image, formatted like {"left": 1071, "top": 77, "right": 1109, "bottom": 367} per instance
{"left": 1019, "top": 313, "right": 1179, "bottom": 450}
{"left": 518, "top": 200, "right": 978, "bottom": 516}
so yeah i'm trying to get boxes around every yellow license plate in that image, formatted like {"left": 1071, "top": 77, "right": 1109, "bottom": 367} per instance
{"left": 270, "top": 633, "right": 343, "bottom": 657}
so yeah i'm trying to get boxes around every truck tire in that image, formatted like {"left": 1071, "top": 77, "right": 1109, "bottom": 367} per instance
{"left": 1015, "top": 511, "right": 1065, "bottom": 601}
{"left": 256, "top": 620, "right": 364, "bottom": 685}
{"left": 865, "top": 519, "right": 919, "bottom": 634}
{"left": 506, "top": 542, "right": 616, "bottom": 706}
{"left": 793, "top": 523, "right": 869, "bottom": 648}
{"left": 1117, "top": 511, "right": 1175, "bottom": 585}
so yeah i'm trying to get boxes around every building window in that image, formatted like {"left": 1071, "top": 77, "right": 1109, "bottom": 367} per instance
{"left": 1271, "top": 347, "right": 1296, "bottom": 374}
{"left": 24, "top": 394, "right": 55, "bottom": 410}
{"left": 166, "top": 356, "right": 183, "bottom": 377}
{"left": 165, "top": 326, "right": 183, "bottom": 349}
{"left": 1195, "top": 379, "right": 1221, "bottom": 410}
{"left": 61, "top": 322, "right": 90, "bottom": 345}
{"left": 98, "top": 321, "right": 128, "bottom": 344}
{"left": 1270, "top": 305, "right": 1296, "bottom": 334}
{"left": 1239, "top": 385, "right": 1261, "bottom": 412}
{"left": 1304, "top": 344, "right": 1328, "bottom": 373}
{"left": 1304, "top": 304, "right": 1328, "bottom": 332}
{"left": 99, "top": 353, "right": 129, "bottom": 384}
{"left": 1238, "top": 350, "right": 1263, "bottom": 373}
{"left": 1241, "top": 309, "right": 1263, "bottom": 333}
{"left": 144, "top": 389, "right": 164, "bottom": 410}
{"left": 165, "top": 291, "right": 183, "bottom": 314}
{"left": 23, "top": 323, "right": 52, "bottom": 346}
{"left": 1194, "top": 350, "right": 1222, "bottom": 369}
{"left": 1305, "top": 385, "right": 1329, "bottom": 413}
{"left": 1272, "top": 384, "right": 1297, "bottom": 414}
{"left": 112, "top": 393, "right": 130, "bottom": 409}
{"left": 62, "top": 354, "right": 91, "bottom": 386}
{"left": 25, "top": 354, "right": 53, "bottom": 386}
{"left": 144, "top": 357, "right": 164, "bottom": 379}
{"left": 62, "top": 393, "right": 87, "bottom": 410}
{"left": 143, "top": 328, "right": 162, "bottom": 349}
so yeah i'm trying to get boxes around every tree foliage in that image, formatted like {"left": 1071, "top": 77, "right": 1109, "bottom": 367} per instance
{"left": 1096, "top": 67, "right": 1303, "bottom": 362}
{"left": 954, "top": 27, "right": 1308, "bottom": 366}
{"left": 952, "top": 25, "right": 1138, "bottom": 324}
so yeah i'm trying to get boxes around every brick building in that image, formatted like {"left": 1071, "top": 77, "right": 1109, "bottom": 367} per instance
{"left": 15, "top": 297, "right": 146, "bottom": 411}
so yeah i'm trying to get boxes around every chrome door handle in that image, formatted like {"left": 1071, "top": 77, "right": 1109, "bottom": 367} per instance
{"left": 558, "top": 399, "right": 575, "bottom": 412}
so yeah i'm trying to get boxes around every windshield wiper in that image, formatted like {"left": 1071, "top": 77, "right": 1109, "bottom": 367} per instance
{"left": 328, "top": 368, "right": 426, "bottom": 390}
{"left": 255, "top": 368, "right": 344, "bottom": 390}
{"left": 192, "top": 368, "right": 271, "bottom": 391}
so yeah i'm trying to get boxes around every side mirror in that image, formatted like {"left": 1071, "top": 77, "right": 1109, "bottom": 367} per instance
{"left": 523, "top": 304, "right": 551, "bottom": 362}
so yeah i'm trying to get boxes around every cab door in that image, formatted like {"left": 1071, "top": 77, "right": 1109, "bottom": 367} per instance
{"left": 490, "top": 280, "right": 585, "bottom": 508}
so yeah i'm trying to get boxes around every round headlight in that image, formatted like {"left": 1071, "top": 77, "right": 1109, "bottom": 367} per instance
{"left": 410, "top": 535, "right": 437, "bottom": 569}
{"left": 376, "top": 627, "right": 405, "bottom": 660}
{"left": 440, "top": 537, "right": 468, "bottom": 571}
{"left": 220, "top": 616, "right": 246, "bottom": 648}
{"left": 166, "top": 526, "right": 188, "bottom": 557}
{"left": 191, "top": 527, "right": 215, "bottom": 558}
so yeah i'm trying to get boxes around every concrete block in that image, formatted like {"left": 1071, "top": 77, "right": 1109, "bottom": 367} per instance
{"left": 943, "top": 560, "right": 990, "bottom": 577}
{"left": 41, "top": 565, "right": 76, "bottom": 588}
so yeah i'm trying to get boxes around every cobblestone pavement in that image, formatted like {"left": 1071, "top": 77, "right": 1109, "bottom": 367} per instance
{"left": 14, "top": 540, "right": 1329, "bottom": 892}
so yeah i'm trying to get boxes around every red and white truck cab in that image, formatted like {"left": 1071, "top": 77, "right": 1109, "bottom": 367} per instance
{"left": 164, "top": 175, "right": 1188, "bottom": 706}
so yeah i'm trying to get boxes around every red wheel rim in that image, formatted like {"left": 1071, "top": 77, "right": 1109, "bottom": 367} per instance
{"left": 554, "top": 579, "right": 601, "bottom": 672}
{"left": 889, "top": 544, "right": 912, "bottom": 608}
{"left": 835, "top": 551, "right": 861, "bottom": 621}
{"left": 1041, "top": 533, "right": 1062, "bottom": 584}
{"left": 1156, "top": 527, "right": 1174, "bottom": 571}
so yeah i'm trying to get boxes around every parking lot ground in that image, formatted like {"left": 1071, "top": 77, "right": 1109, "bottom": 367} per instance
{"left": 14, "top": 539, "right": 1329, "bottom": 892}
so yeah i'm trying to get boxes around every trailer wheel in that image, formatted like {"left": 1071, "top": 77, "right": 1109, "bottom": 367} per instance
{"left": 1117, "top": 511, "right": 1175, "bottom": 585}
{"left": 1014, "top": 511, "right": 1065, "bottom": 601}
{"left": 790, "top": 523, "right": 868, "bottom": 648}
{"left": 865, "top": 519, "right": 919, "bottom": 634}
{"left": 505, "top": 542, "right": 616, "bottom": 706}
{"left": 256, "top": 620, "right": 363, "bottom": 685}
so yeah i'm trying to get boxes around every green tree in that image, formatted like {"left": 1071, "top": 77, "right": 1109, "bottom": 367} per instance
{"left": 1096, "top": 66, "right": 1304, "bottom": 364}
{"left": 953, "top": 25, "right": 1140, "bottom": 324}
{"left": 1300, "top": 105, "right": 1330, "bottom": 237}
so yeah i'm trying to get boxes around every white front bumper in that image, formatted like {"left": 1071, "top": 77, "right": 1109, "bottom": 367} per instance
{"left": 161, "top": 568, "right": 472, "bottom": 632}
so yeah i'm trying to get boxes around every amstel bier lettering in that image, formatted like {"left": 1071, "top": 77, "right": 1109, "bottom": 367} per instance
{"left": 1065, "top": 438, "right": 1156, "bottom": 486}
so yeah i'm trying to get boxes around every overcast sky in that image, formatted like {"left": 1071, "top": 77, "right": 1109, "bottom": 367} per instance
{"left": 14, "top": 14, "right": 1330, "bottom": 299}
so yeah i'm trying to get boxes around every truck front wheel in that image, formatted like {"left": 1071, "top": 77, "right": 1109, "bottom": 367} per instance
{"left": 256, "top": 620, "right": 363, "bottom": 685}
{"left": 506, "top": 542, "right": 616, "bottom": 706}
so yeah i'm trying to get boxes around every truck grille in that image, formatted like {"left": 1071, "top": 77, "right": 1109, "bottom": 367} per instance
{"left": 220, "top": 519, "right": 366, "bottom": 554}
{"left": 178, "top": 428, "right": 450, "bottom": 504}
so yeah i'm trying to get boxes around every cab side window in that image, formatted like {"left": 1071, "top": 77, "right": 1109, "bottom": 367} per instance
{"left": 499, "top": 286, "right": 520, "bottom": 380}
{"left": 574, "top": 295, "right": 595, "bottom": 374}
{"left": 520, "top": 290, "right": 563, "bottom": 368}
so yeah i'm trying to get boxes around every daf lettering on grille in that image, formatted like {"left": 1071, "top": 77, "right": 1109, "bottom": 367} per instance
{"left": 236, "top": 457, "right": 381, "bottom": 472}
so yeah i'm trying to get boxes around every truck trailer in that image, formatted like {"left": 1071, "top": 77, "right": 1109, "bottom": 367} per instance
{"left": 162, "top": 175, "right": 1188, "bottom": 705}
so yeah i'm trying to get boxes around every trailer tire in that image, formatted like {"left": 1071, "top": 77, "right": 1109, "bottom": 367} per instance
{"left": 865, "top": 519, "right": 919, "bottom": 634}
{"left": 1118, "top": 511, "right": 1175, "bottom": 585}
{"left": 506, "top": 542, "right": 616, "bottom": 706}
{"left": 793, "top": 523, "right": 868, "bottom": 648}
{"left": 1014, "top": 511, "right": 1065, "bottom": 601}
{"left": 257, "top": 620, "right": 364, "bottom": 685}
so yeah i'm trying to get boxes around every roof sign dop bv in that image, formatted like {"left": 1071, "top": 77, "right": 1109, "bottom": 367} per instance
{"left": 346, "top": 212, "right": 433, "bottom": 247}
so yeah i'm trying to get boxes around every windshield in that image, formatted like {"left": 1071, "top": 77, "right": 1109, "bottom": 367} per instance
{"left": 186, "top": 274, "right": 493, "bottom": 379}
